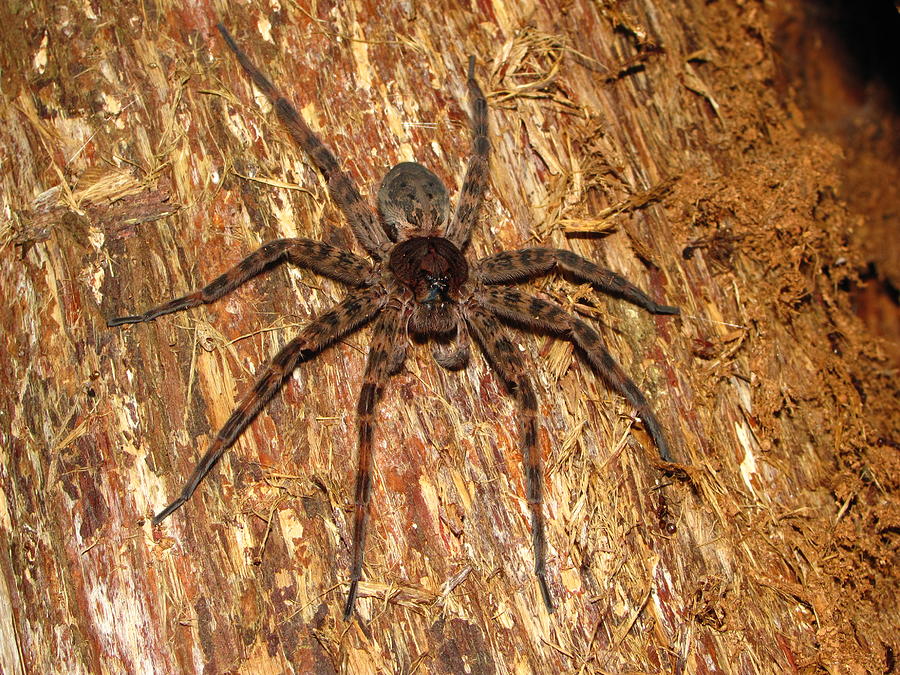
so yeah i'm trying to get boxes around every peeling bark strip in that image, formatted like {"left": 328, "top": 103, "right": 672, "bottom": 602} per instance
{"left": 0, "top": 1, "right": 898, "bottom": 674}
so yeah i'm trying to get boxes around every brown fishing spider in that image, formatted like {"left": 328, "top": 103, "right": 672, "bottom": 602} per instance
{"left": 109, "top": 24, "right": 679, "bottom": 619}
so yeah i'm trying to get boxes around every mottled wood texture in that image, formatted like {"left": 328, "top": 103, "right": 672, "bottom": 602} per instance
{"left": 1, "top": 1, "right": 898, "bottom": 673}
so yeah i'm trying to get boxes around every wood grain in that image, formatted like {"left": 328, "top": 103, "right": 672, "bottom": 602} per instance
{"left": 1, "top": 1, "right": 897, "bottom": 673}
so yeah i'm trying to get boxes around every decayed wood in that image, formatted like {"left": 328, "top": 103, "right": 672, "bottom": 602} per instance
{"left": 1, "top": 1, "right": 898, "bottom": 673}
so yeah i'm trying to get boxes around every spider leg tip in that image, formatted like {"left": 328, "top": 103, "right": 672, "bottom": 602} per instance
{"left": 107, "top": 315, "right": 144, "bottom": 327}
{"left": 216, "top": 23, "right": 239, "bottom": 53}
{"left": 151, "top": 497, "right": 186, "bottom": 525}
{"left": 659, "top": 461, "right": 690, "bottom": 480}
{"left": 538, "top": 575, "right": 554, "bottom": 613}
{"left": 343, "top": 580, "right": 359, "bottom": 620}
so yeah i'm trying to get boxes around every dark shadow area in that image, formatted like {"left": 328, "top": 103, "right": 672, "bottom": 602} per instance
{"left": 774, "top": 1, "right": 900, "bottom": 360}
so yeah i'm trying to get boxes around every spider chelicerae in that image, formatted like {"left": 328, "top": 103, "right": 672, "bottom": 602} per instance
{"left": 109, "top": 23, "right": 680, "bottom": 619}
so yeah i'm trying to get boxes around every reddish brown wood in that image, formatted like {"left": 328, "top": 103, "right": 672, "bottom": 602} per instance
{"left": 1, "top": 1, "right": 897, "bottom": 672}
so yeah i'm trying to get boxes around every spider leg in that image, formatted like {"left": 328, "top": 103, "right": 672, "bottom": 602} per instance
{"left": 465, "top": 302, "right": 554, "bottom": 612}
{"left": 446, "top": 56, "right": 489, "bottom": 250}
{"left": 344, "top": 302, "right": 405, "bottom": 619}
{"left": 216, "top": 24, "right": 388, "bottom": 258}
{"left": 476, "top": 248, "right": 679, "bottom": 315}
{"left": 108, "top": 238, "right": 373, "bottom": 326}
{"left": 152, "top": 287, "right": 383, "bottom": 524}
{"left": 480, "top": 286, "right": 674, "bottom": 461}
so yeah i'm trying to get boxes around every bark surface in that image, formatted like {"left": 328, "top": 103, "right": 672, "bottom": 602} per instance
{"left": 1, "top": 1, "right": 898, "bottom": 673}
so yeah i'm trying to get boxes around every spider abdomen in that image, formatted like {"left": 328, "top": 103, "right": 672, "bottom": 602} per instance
{"left": 377, "top": 162, "right": 451, "bottom": 239}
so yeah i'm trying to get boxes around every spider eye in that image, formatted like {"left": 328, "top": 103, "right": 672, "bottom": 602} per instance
{"left": 423, "top": 274, "right": 450, "bottom": 303}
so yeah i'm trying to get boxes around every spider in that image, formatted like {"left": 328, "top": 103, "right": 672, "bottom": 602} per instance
{"left": 108, "top": 23, "right": 680, "bottom": 619}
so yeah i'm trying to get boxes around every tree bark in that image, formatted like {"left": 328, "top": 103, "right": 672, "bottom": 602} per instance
{"left": 1, "top": 0, "right": 897, "bottom": 673}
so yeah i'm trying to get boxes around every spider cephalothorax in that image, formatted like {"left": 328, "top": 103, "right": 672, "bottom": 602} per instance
{"left": 109, "top": 23, "right": 680, "bottom": 620}
{"left": 389, "top": 234, "right": 468, "bottom": 334}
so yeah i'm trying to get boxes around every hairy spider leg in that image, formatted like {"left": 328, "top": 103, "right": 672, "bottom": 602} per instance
{"left": 216, "top": 24, "right": 388, "bottom": 258}
{"left": 122, "top": 287, "right": 382, "bottom": 523}
{"left": 477, "top": 248, "right": 680, "bottom": 316}
{"left": 446, "top": 56, "right": 489, "bottom": 250}
{"left": 107, "top": 239, "right": 372, "bottom": 326}
{"left": 344, "top": 303, "right": 406, "bottom": 618}
{"left": 481, "top": 286, "right": 673, "bottom": 461}
{"left": 465, "top": 303, "right": 554, "bottom": 612}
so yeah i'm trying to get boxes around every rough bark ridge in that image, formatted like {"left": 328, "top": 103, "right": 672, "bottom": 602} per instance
{"left": 1, "top": 1, "right": 897, "bottom": 673}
